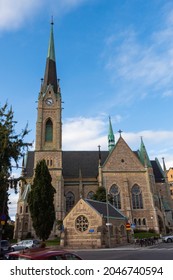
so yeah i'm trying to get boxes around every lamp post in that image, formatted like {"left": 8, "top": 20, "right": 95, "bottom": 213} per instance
{"left": 151, "top": 216, "right": 154, "bottom": 230}
{"left": 104, "top": 177, "right": 111, "bottom": 248}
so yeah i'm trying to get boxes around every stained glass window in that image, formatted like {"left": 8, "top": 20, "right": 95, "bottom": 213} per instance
{"left": 132, "top": 184, "right": 143, "bottom": 209}
{"left": 76, "top": 215, "right": 89, "bottom": 232}
{"left": 66, "top": 192, "right": 75, "bottom": 212}
{"left": 110, "top": 184, "right": 121, "bottom": 209}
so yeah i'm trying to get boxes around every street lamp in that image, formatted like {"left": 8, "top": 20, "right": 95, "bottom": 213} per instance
{"left": 104, "top": 177, "right": 112, "bottom": 248}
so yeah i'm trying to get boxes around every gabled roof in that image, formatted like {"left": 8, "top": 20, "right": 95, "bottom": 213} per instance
{"left": 85, "top": 199, "right": 126, "bottom": 220}
{"left": 24, "top": 149, "right": 164, "bottom": 182}
{"left": 24, "top": 151, "right": 34, "bottom": 178}
{"left": 102, "top": 136, "right": 145, "bottom": 171}
{"left": 62, "top": 151, "right": 108, "bottom": 178}
{"left": 151, "top": 159, "right": 165, "bottom": 183}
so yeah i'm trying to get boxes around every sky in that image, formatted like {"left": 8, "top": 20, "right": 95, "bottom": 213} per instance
{"left": 1, "top": 0, "right": 173, "bottom": 219}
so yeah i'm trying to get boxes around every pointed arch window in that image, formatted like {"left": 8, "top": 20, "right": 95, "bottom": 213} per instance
{"left": 87, "top": 191, "right": 95, "bottom": 199}
{"left": 66, "top": 192, "right": 75, "bottom": 212}
{"left": 120, "top": 224, "right": 125, "bottom": 235}
{"left": 132, "top": 184, "right": 143, "bottom": 209}
{"left": 109, "top": 184, "right": 121, "bottom": 209}
{"left": 45, "top": 119, "right": 53, "bottom": 142}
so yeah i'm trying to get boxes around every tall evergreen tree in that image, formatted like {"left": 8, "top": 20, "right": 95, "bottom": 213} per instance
{"left": 28, "top": 160, "right": 56, "bottom": 241}
{"left": 0, "top": 103, "right": 30, "bottom": 219}
{"left": 0, "top": 103, "right": 30, "bottom": 245}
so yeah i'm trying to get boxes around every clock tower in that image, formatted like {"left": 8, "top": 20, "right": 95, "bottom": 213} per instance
{"left": 34, "top": 21, "right": 64, "bottom": 223}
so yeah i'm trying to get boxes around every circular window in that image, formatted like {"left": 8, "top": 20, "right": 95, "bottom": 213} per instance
{"left": 75, "top": 215, "right": 89, "bottom": 232}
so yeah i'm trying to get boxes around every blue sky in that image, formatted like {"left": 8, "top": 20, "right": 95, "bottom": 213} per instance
{"left": 1, "top": 0, "right": 173, "bottom": 218}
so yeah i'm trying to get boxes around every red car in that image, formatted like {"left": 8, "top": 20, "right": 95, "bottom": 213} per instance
{"left": 6, "top": 248, "right": 82, "bottom": 260}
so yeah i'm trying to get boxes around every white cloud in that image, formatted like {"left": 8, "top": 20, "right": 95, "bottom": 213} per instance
{"left": 104, "top": 7, "right": 173, "bottom": 104}
{"left": 62, "top": 116, "right": 173, "bottom": 169}
{"left": 62, "top": 116, "right": 107, "bottom": 150}
{"left": 0, "top": 0, "right": 42, "bottom": 30}
{"left": 0, "top": 0, "right": 89, "bottom": 31}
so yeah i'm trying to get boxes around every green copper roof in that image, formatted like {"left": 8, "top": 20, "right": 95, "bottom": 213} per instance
{"left": 139, "top": 137, "right": 152, "bottom": 167}
{"left": 42, "top": 20, "right": 58, "bottom": 93}
{"left": 47, "top": 21, "right": 56, "bottom": 62}
{"left": 108, "top": 116, "right": 115, "bottom": 152}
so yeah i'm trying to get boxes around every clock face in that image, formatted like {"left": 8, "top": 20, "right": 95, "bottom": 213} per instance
{"left": 45, "top": 98, "right": 53, "bottom": 106}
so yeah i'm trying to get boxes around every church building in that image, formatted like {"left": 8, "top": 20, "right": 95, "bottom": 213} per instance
{"left": 13, "top": 22, "right": 173, "bottom": 243}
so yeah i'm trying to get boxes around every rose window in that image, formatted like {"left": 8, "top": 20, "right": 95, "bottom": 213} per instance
{"left": 75, "top": 215, "right": 89, "bottom": 232}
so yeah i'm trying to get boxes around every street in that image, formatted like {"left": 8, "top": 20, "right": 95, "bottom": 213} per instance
{"left": 74, "top": 242, "right": 173, "bottom": 260}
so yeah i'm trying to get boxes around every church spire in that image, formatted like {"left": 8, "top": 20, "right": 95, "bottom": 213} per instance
{"left": 108, "top": 116, "right": 115, "bottom": 152}
{"left": 139, "top": 137, "right": 152, "bottom": 167}
{"left": 162, "top": 157, "right": 167, "bottom": 173}
{"left": 42, "top": 19, "right": 58, "bottom": 93}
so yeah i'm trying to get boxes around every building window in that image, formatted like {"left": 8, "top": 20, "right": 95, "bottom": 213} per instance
{"left": 87, "top": 191, "right": 95, "bottom": 199}
{"left": 26, "top": 206, "right": 28, "bottom": 213}
{"left": 66, "top": 192, "right": 75, "bottom": 212}
{"left": 20, "top": 206, "right": 22, "bottom": 214}
{"left": 24, "top": 222, "right": 28, "bottom": 231}
{"left": 109, "top": 184, "right": 121, "bottom": 209}
{"left": 138, "top": 218, "right": 141, "bottom": 225}
{"left": 134, "top": 218, "right": 137, "bottom": 225}
{"left": 142, "top": 218, "right": 146, "bottom": 225}
{"left": 131, "top": 184, "right": 143, "bottom": 209}
{"left": 120, "top": 224, "right": 125, "bottom": 235}
{"left": 45, "top": 119, "right": 53, "bottom": 142}
{"left": 75, "top": 215, "right": 89, "bottom": 232}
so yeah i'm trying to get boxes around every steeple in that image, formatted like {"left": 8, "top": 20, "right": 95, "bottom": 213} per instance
{"left": 42, "top": 19, "right": 59, "bottom": 94}
{"left": 162, "top": 157, "right": 167, "bottom": 173}
{"left": 108, "top": 116, "right": 115, "bottom": 152}
{"left": 139, "top": 137, "right": 152, "bottom": 167}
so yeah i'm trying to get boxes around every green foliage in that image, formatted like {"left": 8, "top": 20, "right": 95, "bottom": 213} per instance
{"left": 0, "top": 103, "right": 31, "bottom": 218}
{"left": 45, "top": 238, "right": 60, "bottom": 246}
{"left": 28, "top": 160, "right": 56, "bottom": 241}
{"left": 1, "top": 223, "right": 14, "bottom": 240}
{"left": 134, "top": 230, "right": 159, "bottom": 239}
{"left": 92, "top": 186, "right": 106, "bottom": 202}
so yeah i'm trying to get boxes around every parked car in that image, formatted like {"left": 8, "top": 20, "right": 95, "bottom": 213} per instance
{"left": 162, "top": 234, "right": 173, "bottom": 243}
{"left": 0, "top": 240, "right": 11, "bottom": 258}
{"left": 6, "top": 248, "right": 82, "bottom": 260}
{"left": 11, "top": 239, "right": 41, "bottom": 251}
{"left": 4, "top": 251, "right": 21, "bottom": 260}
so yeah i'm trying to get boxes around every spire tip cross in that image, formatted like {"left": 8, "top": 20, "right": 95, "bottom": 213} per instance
{"left": 118, "top": 129, "right": 123, "bottom": 136}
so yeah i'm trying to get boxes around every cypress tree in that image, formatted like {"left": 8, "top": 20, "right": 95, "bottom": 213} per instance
{"left": 28, "top": 159, "right": 56, "bottom": 241}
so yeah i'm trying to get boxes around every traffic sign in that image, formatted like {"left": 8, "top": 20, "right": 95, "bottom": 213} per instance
{"left": 126, "top": 222, "right": 131, "bottom": 230}
{"left": 131, "top": 223, "right": 136, "bottom": 229}
{"left": 0, "top": 214, "right": 6, "bottom": 221}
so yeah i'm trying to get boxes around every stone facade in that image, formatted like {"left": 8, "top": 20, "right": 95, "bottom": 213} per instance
{"left": 13, "top": 23, "right": 173, "bottom": 242}
{"left": 167, "top": 168, "right": 173, "bottom": 200}
{"left": 61, "top": 199, "right": 129, "bottom": 248}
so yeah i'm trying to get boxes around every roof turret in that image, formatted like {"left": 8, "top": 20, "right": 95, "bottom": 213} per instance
{"left": 139, "top": 137, "right": 152, "bottom": 167}
{"left": 108, "top": 116, "right": 115, "bottom": 152}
